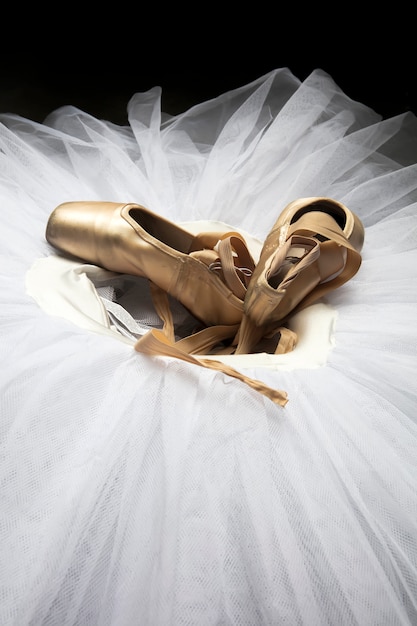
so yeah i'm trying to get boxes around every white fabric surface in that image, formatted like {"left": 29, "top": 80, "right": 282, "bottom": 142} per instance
{"left": 1, "top": 67, "right": 417, "bottom": 625}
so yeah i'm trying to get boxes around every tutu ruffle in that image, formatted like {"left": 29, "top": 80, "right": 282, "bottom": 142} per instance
{"left": 1, "top": 68, "right": 417, "bottom": 625}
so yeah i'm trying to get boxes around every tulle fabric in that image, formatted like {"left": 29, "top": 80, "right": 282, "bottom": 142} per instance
{"left": 1, "top": 67, "right": 417, "bottom": 625}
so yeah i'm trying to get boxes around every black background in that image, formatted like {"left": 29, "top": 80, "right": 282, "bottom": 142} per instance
{"left": 1, "top": 14, "right": 416, "bottom": 125}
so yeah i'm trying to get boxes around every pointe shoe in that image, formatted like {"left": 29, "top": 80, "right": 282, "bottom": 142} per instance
{"left": 46, "top": 201, "right": 255, "bottom": 327}
{"left": 236, "top": 197, "right": 364, "bottom": 353}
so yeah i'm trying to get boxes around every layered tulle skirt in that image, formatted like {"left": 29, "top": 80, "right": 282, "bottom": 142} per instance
{"left": 1, "top": 68, "right": 417, "bottom": 625}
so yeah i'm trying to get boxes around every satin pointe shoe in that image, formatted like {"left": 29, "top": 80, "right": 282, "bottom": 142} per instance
{"left": 235, "top": 197, "right": 364, "bottom": 354}
{"left": 46, "top": 201, "right": 256, "bottom": 328}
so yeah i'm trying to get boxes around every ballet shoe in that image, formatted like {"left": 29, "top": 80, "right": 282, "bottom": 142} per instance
{"left": 46, "top": 201, "right": 255, "bottom": 328}
{"left": 235, "top": 197, "right": 364, "bottom": 354}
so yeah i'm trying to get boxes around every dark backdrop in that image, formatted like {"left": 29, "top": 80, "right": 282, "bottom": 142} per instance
{"left": 1, "top": 16, "right": 416, "bottom": 125}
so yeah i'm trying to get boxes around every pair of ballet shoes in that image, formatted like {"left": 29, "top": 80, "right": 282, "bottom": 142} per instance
{"left": 45, "top": 197, "right": 364, "bottom": 355}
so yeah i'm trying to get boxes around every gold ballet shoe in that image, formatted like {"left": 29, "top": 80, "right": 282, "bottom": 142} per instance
{"left": 46, "top": 201, "right": 255, "bottom": 328}
{"left": 235, "top": 197, "right": 364, "bottom": 354}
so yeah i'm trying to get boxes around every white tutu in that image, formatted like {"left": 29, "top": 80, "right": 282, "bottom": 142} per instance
{"left": 1, "top": 67, "right": 417, "bottom": 625}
